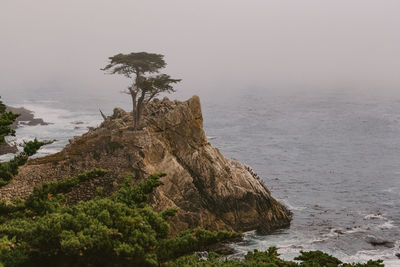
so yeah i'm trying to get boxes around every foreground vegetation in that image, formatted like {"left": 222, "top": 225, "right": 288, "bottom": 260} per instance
{"left": 0, "top": 169, "right": 384, "bottom": 266}
{"left": 0, "top": 171, "right": 241, "bottom": 266}
{"left": 0, "top": 96, "right": 19, "bottom": 145}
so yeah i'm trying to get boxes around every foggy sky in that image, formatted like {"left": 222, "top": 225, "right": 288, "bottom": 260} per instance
{"left": 1, "top": 0, "right": 400, "bottom": 101}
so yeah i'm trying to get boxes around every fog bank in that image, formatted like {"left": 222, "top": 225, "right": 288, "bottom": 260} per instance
{"left": 1, "top": 0, "right": 399, "bottom": 102}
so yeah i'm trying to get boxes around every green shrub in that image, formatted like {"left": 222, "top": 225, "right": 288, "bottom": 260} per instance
{"left": 0, "top": 171, "right": 239, "bottom": 266}
{"left": 0, "top": 97, "right": 19, "bottom": 145}
{"left": 158, "top": 228, "right": 242, "bottom": 262}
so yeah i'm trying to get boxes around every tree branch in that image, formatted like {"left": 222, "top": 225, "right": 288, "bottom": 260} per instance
{"left": 99, "top": 109, "right": 107, "bottom": 121}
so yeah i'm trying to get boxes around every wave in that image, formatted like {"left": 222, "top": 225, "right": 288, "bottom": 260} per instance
{"left": 382, "top": 187, "right": 400, "bottom": 196}
{"left": 344, "top": 226, "right": 366, "bottom": 234}
{"left": 364, "top": 214, "right": 386, "bottom": 220}
{"left": 378, "top": 220, "right": 396, "bottom": 230}
{"left": 5, "top": 101, "right": 102, "bottom": 159}
{"left": 279, "top": 199, "right": 306, "bottom": 211}
{"left": 345, "top": 240, "right": 400, "bottom": 267}
{"left": 363, "top": 213, "right": 397, "bottom": 230}
{"left": 0, "top": 154, "right": 15, "bottom": 162}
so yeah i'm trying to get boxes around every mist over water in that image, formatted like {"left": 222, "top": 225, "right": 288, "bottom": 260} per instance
{"left": 1, "top": 0, "right": 400, "bottom": 100}
{"left": 1, "top": 0, "right": 400, "bottom": 265}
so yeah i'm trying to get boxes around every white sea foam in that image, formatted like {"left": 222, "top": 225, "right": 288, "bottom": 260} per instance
{"left": 324, "top": 228, "right": 341, "bottom": 238}
{"left": 345, "top": 226, "right": 366, "bottom": 234}
{"left": 364, "top": 214, "right": 385, "bottom": 220}
{"left": 310, "top": 238, "right": 327, "bottom": 244}
{"left": 229, "top": 225, "right": 399, "bottom": 266}
{"left": 362, "top": 213, "right": 397, "bottom": 230}
{"left": 0, "top": 154, "right": 15, "bottom": 162}
{"left": 378, "top": 220, "right": 396, "bottom": 229}
{"left": 22, "top": 103, "right": 75, "bottom": 124}
{"left": 383, "top": 188, "right": 395, "bottom": 193}
{"left": 383, "top": 187, "right": 400, "bottom": 196}
{"left": 5, "top": 102, "right": 101, "bottom": 159}
{"left": 345, "top": 241, "right": 400, "bottom": 267}
{"left": 280, "top": 199, "right": 306, "bottom": 211}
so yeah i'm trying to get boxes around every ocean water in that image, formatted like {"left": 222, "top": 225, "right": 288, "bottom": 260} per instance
{"left": 2, "top": 88, "right": 400, "bottom": 266}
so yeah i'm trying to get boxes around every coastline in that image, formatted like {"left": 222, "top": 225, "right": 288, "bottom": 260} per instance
{"left": 6, "top": 106, "right": 48, "bottom": 129}
{"left": 0, "top": 97, "right": 398, "bottom": 266}
{"left": 0, "top": 106, "right": 48, "bottom": 156}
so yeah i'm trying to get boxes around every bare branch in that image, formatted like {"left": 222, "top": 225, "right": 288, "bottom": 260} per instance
{"left": 99, "top": 109, "right": 107, "bottom": 121}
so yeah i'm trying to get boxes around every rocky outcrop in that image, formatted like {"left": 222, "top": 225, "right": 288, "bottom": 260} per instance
{"left": 0, "top": 143, "right": 18, "bottom": 155}
{"left": 0, "top": 96, "right": 291, "bottom": 234}
{"left": 0, "top": 106, "right": 48, "bottom": 156}
{"left": 7, "top": 106, "right": 48, "bottom": 129}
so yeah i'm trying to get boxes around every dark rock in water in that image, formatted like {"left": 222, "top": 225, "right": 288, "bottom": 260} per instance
{"left": 0, "top": 143, "right": 18, "bottom": 155}
{"left": 365, "top": 235, "right": 395, "bottom": 248}
{"left": 6, "top": 106, "right": 49, "bottom": 129}
{"left": 0, "top": 106, "right": 49, "bottom": 156}
{"left": 333, "top": 229, "right": 344, "bottom": 235}
{"left": 207, "top": 243, "right": 236, "bottom": 255}
{"left": 395, "top": 253, "right": 400, "bottom": 259}
{"left": 0, "top": 96, "right": 292, "bottom": 235}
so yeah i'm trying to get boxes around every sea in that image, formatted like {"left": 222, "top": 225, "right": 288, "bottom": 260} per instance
{"left": 1, "top": 87, "right": 399, "bottom": 266}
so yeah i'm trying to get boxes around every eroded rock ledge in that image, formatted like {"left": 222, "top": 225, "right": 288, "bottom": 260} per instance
{"left": 0, "top": 96, "right": 291, "bottom": 234}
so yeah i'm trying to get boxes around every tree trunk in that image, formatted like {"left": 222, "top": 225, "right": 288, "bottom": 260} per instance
{"left": 132, "top": 71, "right": 140, "bottom": 129}
{"left": 130, "top": 89, "right": 137, "bottom": 128}
{"left": 135, "top": 92, "right": 145, "bottom": 130}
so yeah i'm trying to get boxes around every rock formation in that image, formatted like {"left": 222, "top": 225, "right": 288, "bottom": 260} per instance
{"left": 0, "top": 96, "right": 291, "bottom": 234}
{"left": 7, "top": 106, "right": 48, "bottom": 128}
{"left": 0, "top": 143, "right": 18, "bottom": 155}
{"left": 0, "top": 106, "right": 48, "bottom": 156}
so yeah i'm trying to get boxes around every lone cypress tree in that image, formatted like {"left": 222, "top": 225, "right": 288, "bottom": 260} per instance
{"left": 0, "top": 96, "right": 19, "bottom": 145}
{"left": 102, "top": 52, "right": 181, "bottom": 129}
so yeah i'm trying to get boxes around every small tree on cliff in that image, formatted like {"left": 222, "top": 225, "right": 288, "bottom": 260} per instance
{"left": 101, "top": 52, "right": 181, "bottom": 129}
{"left": 0, "top": 96, "right": 19, "bottom": 144}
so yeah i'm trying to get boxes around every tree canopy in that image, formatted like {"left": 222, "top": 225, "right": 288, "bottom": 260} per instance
{"left": 102, "top": 52, "right": 181, "bottom": 129}
{"left": 102, "top": 52, "right": 166, "bottom": 77}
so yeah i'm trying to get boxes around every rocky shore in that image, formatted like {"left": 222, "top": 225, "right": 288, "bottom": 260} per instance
{"left": 6, "top": 106, "right": 48, "bottom": 128}
{"left": 0, "top": 106, "right": 48, "bottom": 156}
{"left": 0, "top": 96, "right": 291, "bottom": 234}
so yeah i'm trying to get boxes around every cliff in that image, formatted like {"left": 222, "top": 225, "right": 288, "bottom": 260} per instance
{"left": 0, "top": 96, "right": 291, "bottom": 234}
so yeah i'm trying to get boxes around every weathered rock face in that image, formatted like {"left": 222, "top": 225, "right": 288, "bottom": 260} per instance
{"left": 0, "top": 96, "right": 291, "bottom": 234}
